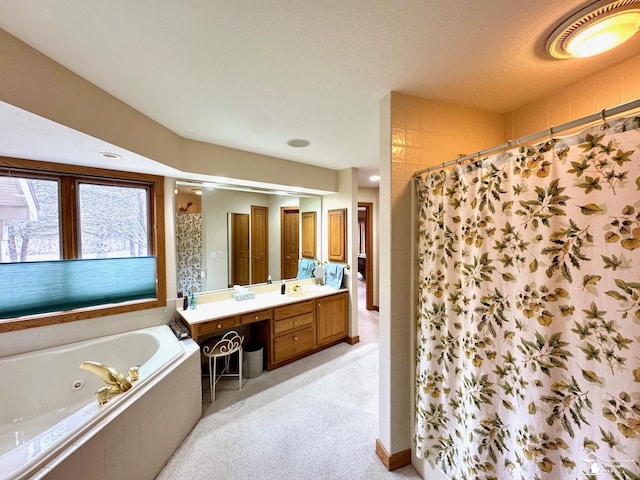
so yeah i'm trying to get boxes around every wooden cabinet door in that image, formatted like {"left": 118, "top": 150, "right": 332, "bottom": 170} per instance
{"left": 251, "top": 205, "right": 268, "bottom": 284}
{"left": 316, "top": 292, "right": 348, "bottom": 345}
{"left": 327, "top": 208, "right": 346, "bottom": 262}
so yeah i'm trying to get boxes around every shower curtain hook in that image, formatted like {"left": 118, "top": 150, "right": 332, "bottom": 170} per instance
{"left": 600, "top": 108, "right": 610, "bottom": 130}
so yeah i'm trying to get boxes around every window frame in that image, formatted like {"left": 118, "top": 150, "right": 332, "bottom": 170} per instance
{"left": 75, "top": 177, "right": 153, "bottom": 259}
{"left": 0, "top": 156, "right": 166, "bottom": 332}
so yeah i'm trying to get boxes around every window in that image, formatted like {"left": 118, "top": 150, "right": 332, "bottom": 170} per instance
{"left": 0, "top": 158, "right": 166, "bottom": 330}
{"left": 0, "top": 175, "right": 60, "bottom": 262}
{"left": 78, "top": 182, "right": 149, "bottom": 258}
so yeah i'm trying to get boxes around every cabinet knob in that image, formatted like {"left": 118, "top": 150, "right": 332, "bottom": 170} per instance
{"left": 294, "top": 321, "right": 298, "bottom": 325}
{"left": 254, "top": 315, "right": 259, "bottom": 320}
{"left": 217, "top": 324, "right": 222, "bottom": 329}
{"left": 318, "top": 303, "right": 321, "bottom": 307}
{"left": 294, "top": 336, "right": 298, "bottom": 341}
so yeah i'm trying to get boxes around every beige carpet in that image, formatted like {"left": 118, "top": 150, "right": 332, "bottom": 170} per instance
{"left": 156, "top": 280, "right": 421, "bottom": 479}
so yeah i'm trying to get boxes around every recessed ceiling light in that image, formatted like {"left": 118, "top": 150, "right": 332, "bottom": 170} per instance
{"left": 98, "top": 151, "right": 121, "bottom": 159}
{"left": 369, "top": 175, "right": 381, "bottom": 182}
{"left": 287, "top": 138, "right": 311, "bottom": 148}
{"left": 547, "top": 0, "right": 640, "bottom": 59}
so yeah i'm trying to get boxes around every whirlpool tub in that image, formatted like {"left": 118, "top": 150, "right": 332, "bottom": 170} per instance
{"left": 0, "top": 324, "right": 201, "bottom": 480}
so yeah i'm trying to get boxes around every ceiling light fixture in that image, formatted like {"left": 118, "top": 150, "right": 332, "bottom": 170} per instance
{"left": 98, "top": 151, "right": 121, "bottom": 159}
{"left": 287, "top": 138, "right": 311, "bottom": 148}
{"left": 369, "top": 175, "right": 381, "bottom": 182}
{"left": 547, "top": 0, "right": 640, "bottom": 59}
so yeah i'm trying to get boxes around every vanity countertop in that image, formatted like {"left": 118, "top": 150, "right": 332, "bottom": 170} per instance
{"left": 177, "top": 285, "right": 348, "bottom": 325}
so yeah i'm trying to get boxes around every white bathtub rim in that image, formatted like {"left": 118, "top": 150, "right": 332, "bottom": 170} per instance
{"left": 0, "top": 325, "right": 191, "bottom": 480}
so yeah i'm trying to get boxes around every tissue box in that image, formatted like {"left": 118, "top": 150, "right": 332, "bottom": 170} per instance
{"left": 233, "top": 291, "right": 255, "bottom": 301}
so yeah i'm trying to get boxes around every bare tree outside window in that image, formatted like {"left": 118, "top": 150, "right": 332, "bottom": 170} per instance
{"left": 78, "top": 183, "right": 149, "bottom": 258}
{"left": 0, "top": 177, "right": 60, "bottom": 263}
{"left": 1, "top": 178, "right": 150, "bottom": 262}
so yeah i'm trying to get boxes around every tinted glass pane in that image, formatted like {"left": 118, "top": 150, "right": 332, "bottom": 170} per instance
{"left": 78, "top": 183, "right": 149, "bottom": 258}
{"left": 0, "top": 176, "right": 60, "bottom": 262}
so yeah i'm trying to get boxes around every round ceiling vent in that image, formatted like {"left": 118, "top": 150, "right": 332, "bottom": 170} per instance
{"left": 98, "top": 151, "right": 121, "bottom": 159}
{"left": 287, "top": 138, "right": 311, "bottom": 148}
{"left": 546, "top": 0, "right": 640, "bottom": 59}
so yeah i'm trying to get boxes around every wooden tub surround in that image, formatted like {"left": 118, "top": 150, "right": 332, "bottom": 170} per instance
{"left": 177, "top": 282, "right": 350, "bottom": 370}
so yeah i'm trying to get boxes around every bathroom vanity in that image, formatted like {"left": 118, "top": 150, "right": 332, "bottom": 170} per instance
{"left": 176, "top": 283, "right": 349, "bottom": 370}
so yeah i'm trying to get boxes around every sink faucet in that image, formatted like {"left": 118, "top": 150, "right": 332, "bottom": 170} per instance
{"left": 79, "top": 361, "right": 135, "bottom": 396}
{"left": 292, "top": 284, "right": 302, "bottom": 292}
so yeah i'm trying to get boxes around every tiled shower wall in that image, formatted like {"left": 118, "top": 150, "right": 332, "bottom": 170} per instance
{"left": 507, "top": 53, "right": 640, "bottom": 139}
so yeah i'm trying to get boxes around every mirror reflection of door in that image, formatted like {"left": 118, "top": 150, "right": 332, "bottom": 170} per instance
{"left": 251, "top": 205, "right": 268, "bottom": 284}
{"left": 281, "top": 207, "right": 299, "bottom": 279}
{"left": 230, "top": 213, "right": 250, "bottom": 286}
{"left": 358, "top": 202, "right": 374, "bottom": 311}
{"left": 301, "top": 211, "right": 316, "bottom": 259}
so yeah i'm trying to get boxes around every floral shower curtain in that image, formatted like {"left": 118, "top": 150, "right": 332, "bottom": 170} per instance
{"left": 415, "top": 116, "right": 640, "bottom": 479}
{"left": 176, "top": 212, "right": 203, "bottom": 295}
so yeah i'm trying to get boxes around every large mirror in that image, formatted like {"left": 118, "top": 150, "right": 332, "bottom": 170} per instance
{"left": 175, "top": 181, "right": 322, "bottom": 294}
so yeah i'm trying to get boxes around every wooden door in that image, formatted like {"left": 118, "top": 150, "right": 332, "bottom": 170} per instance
{"left": 301, "top": 211, "right": 316, "bottom": 259}
{"left": 281, "top": 207, "right": 299, "bottom": 279}
{"left": 328, "top": 208, "right": 347, "bottom": 262}
{"left": 251, "top": 205, "right": 268, "bottom": 284}
{"left": 231, "top": 213, "right": 250, "bottom": 286}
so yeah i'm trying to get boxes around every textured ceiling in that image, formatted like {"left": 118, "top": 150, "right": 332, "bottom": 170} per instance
{"left": 1, "top": 0, "right": 640, "bottom": 187}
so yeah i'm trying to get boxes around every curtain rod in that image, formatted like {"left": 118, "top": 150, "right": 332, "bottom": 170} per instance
{"left": 412, "top": 97, "right": 640, "bottom": 178}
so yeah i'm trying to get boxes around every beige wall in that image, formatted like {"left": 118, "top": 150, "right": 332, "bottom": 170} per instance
{"left": 0, "top": 29, "right": 183, "bottom": 170}
{"left": 322, "top": 168, "right": 359, "bottom": 339}
{"left": 381, "top": 52, "right": 640, "bottom": 478}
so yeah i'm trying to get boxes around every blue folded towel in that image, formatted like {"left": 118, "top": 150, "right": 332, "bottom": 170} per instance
{"left": 324, "top": 263, "right": 344, "bottom": 289}
{"left": 296, "top": 258, "right": 316, "bottom": 279}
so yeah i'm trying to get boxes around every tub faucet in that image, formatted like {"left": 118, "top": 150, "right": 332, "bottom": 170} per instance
{"left": 79, "top": 361, "right": 133, "bottom": 394}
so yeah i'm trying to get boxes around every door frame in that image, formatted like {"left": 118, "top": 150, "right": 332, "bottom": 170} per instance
{"left": 358, "top": 202, "right": 374, "bottom": 311}
{"left": 280, "top": 206, "right": 300, "bottom": 279}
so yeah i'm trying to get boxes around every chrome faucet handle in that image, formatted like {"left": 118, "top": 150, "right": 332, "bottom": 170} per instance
{"left": 127, "top": 365, "right": 140, "bottom": 382}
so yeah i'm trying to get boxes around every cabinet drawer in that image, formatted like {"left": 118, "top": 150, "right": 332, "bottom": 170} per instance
{"left": 240, "top": 309, "right": 271, "bottom": 325}
{"left": 273, "top": 326, "right": 315, "bottom": 363}
{"left": 273, "top": 300, "right": 313, "bottom": 321}
{"left": 273, "top": 312, "right": 314, "bottom": 335}
{"left": 197, "top": 316, "right": 239, "bottom": 337}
